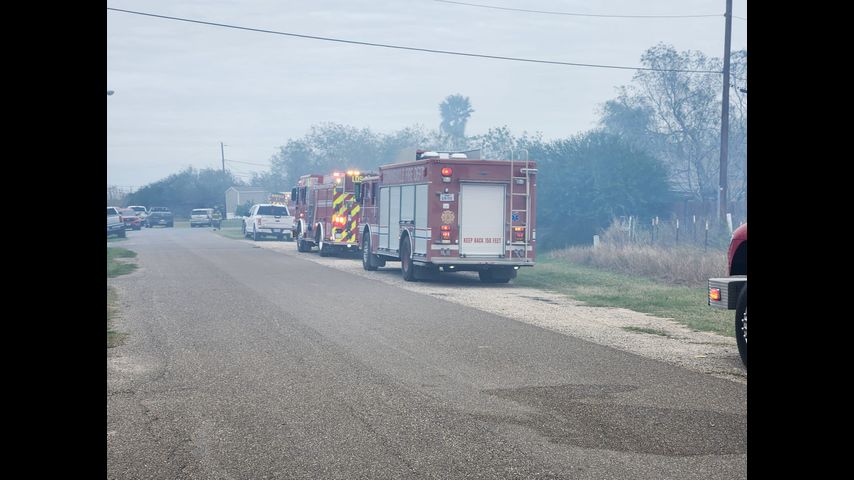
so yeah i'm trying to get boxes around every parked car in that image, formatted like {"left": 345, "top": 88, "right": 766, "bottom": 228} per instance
{"left": 119, "top": 208, "right": 143, "bottom": 230}
{"left": 146, "top": 207, "right": 173, "bottom": 228}
{"left": 190, "top": 208, "right": 215, "bottom": 228}
{"left": 127, "top": 205, "right": 149, "bottom": 221}
{"left": 107, "top": 206, "right": 126, "bottom": 238}
{"left": 243, "top": 204, "right": 294, "bottom": 241}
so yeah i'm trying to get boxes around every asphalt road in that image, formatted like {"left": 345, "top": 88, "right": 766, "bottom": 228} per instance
{"left": 107, "top": 228, "right": 746, "bottom": 479}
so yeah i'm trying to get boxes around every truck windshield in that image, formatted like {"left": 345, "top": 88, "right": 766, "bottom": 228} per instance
{"left": 257, "top": 205, "right": 289, "bottom": 216}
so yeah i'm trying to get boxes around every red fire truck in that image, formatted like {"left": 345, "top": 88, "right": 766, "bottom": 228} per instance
{"left": 290, "top": 170, "right": 370, "bottom": 256}
{"left": 358, "top": 149, "right": 537, "bottom": 282}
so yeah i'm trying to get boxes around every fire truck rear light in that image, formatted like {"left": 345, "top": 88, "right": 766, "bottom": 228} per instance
{"left": 441, "top": 231, "right": 450, "bottom": 239}
{"left": 709, "top": 288, "right": 721, "bottom": 302}
{"left": 441, "top": 167, "right": 453, "bottom": 177}
{"left": 440, "top": 225, "right": 450, "bottom": 231}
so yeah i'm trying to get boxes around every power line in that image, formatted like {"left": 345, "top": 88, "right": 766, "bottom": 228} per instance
{"left": 433, "top": 0, "right": 722, "bottom": 19}
{"left": 229, "top": 168, "right": 263, "bottom": 175}
{"left": 226, "top": 159, "right": 270, "bottom": 167}
{"left": 733, "top": 15, "right": 747, "bottom": 21}
{"left": 106, "top": 7, "right": 721, "bottom": 75}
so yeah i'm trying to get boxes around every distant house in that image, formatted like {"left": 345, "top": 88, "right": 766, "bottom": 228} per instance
{"left": 225, "top": 186, "right": 270, "bottom": 219}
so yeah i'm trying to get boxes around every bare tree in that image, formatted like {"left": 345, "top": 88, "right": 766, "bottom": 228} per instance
{"left": 600, "top": 43, "right": 746, "bottom": 213}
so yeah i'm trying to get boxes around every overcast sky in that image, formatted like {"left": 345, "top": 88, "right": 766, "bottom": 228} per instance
{"left": 106, "top": 0, "right": 747, "bottom": 189}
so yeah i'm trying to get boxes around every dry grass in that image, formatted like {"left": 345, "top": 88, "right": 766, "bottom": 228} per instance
{"left": 107, "top": 286, "right": 126, "bottom": 348}
{"left": 549, "top": 242, "right": 727, "bottom": 287}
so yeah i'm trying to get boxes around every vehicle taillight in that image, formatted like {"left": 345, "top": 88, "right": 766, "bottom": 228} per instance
{"left": 441, "top": 167, "right": 453, "bottom": 183}
{"left": 513, "top": 226, "right": 526, "bottom": 241}
{"left": 439, "top": 225, "right": 451, "bottom": 240}
{"left": 709, "top": 288, "right": 721, "bottom": 302}
{"left": 333, "top": 215, "right": 347, "bottom": 228}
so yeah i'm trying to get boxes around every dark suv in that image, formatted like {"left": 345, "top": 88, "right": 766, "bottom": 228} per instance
{"left": 146, "top": 207, "right": 174, "bottom": 228}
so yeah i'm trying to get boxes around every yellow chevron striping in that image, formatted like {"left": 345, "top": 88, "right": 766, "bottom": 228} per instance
{"left": 332, "top": 193, "right": 348, "bottom": 208}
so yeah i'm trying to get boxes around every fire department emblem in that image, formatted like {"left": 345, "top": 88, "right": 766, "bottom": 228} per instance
{"left": 441, "top": 210, "right": 455, "bottom": 224}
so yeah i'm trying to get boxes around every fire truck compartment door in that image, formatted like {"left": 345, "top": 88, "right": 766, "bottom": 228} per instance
{"left": 459, "top": 183, "right": 506, "bottom": 257}
{"left": 379, "top": 187, "right": 390, "bottom": 249}
{"left": 389, "top": 187, "right": 401, "bottom": 250}
{"left": 414, "top": 184, "right": 428, "bottom": 255}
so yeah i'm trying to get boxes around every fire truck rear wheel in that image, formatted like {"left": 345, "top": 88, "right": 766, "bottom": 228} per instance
{"left": 400, "top": 238, "right": 416, "bottom": 282}
{"left": 735, "top": 285, "right": 747, "bottom": 368}
{"left": 362, "top": 234, "right": 378, "bottom": 271}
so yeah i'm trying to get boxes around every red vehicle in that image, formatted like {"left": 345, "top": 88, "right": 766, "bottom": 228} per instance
{"left": 118, "top": 208, "right": 143, "bottom": 231}
{"left": 359, "top": 149, "right": 537, "bottom": 283}
{"left": 708, "top": 223, "right": 748, "bottom": 367}
{"left": 290, "top": 170, "right": 371, "bottom": 256}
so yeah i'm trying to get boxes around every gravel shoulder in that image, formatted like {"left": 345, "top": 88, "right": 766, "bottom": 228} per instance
{"left": 252, "top": 239, "right": 747, "bottom": 384}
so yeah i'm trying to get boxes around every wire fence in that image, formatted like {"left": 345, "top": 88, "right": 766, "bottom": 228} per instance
{"left": 597, "top": 214, "right": 745, "bottom": 251}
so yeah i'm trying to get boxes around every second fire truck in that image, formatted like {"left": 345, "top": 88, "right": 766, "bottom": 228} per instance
{"left": 290, "top": 170, "right": 370, "bottom": 256}
{"left": 358, "top": 149, "right": 537, "bottom": 283}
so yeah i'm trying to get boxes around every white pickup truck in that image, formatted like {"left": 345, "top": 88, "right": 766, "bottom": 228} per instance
{"left": 242, "top": 204, "right": 294, "bottom": 241}
{"left": 107, "top": 206, "right": 126, "bottom": 238}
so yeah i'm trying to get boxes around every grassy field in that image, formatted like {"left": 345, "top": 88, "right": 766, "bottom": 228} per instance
{"left": 107, "top": 246, "right": 137, "bottom": 348}
{"left": 107, "top": 286, "right": 126, "bottom": 348}
{"left": 514, "top": 257, "right": 734, "bottom": 337}
{"left": 214, "top": 222, "right": 248, "bottom": 240}
{"left": 107, "top": 247, "right": 138, "bottom": 278}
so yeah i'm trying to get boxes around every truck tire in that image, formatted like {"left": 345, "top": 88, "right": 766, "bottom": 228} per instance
{"left": 735, "top": 285, "right": 747, "bottom": 368}
{"left": 400, "top": 237, "right": 416, "bottom": 282}
{"left": 317, "top": 230, "right": 332, "bottom": 257}
{"left": 362, "top": 234, "right": 378, "bottom": 271}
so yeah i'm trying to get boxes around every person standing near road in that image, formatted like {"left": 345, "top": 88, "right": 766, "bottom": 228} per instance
{"left": 212, "top": 208, "right": 222, "bottom": 229}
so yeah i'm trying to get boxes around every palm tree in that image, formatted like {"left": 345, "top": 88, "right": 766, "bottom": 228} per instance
{"left": 439, "top": 94, "right": 474, "bottom": 149}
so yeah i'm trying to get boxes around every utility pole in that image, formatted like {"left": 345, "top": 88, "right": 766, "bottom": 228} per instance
{"left": 221, "top": 142, "right": 226, "bottom": 173}
{"left": 718, "top": 0, "right": 733, "bottom": 225}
